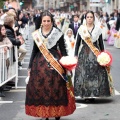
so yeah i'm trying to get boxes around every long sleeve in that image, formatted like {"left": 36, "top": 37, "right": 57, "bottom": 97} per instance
{"left": 5, "top": 37, "right": 13, "bottom": 48}
{"left": 58, "top": 35, "right": 67, "bottom": 56}
{"left": 74, "top": 34, "right": 81, "bottom": 56}
{"left": 28, "top": 41, "right": 39, "bottom": 69}
{"left": 6, "top": 30, "right": 21, "bottom": 46}
{"left": 98, "top": 34, "right": 104, "bottom": 51}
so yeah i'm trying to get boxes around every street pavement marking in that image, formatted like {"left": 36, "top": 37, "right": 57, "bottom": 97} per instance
{"left": 0, "top": 98, "right": 13, "bottom": 104}
{"left": 22, "top": 62, "right": 29, "bottom": 64}
{"left": 7, "top": 88, "right": 26, "bottom": 92}
{"left": 24, "top": 57, "right": 30, "bottom": 59}
{"left": 18, "top": 76, "right": 27, "bottom": 78}
{"left": 76, "top": 103, "right": 88, "bottom": 109}
{"left": 115, "top": 90, "right": 120, "bottom": 95}
{"left": 26, "top": 53, "right": 31, "bottom": 55}
{"left": 18, "top": 68, "right": 27, "bottom": 70}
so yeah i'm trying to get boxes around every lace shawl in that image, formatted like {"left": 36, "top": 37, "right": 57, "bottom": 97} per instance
{"left": 78, "top": 25, "right": 102, "bottom": 43}
{"left": 38, "top": 27, "right": 63, "bottom": 49}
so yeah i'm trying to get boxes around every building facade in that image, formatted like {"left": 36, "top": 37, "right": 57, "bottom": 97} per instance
{"left": 9, "top": 0, "right": 120, "bottom": 14}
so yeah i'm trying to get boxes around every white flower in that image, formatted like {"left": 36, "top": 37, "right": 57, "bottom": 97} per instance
{"left": 59, "top": 56, "right": 77, "bottom": 65}
{"left": 97, "top": 52, "right": 111, "bottom": 66}
{"left": 79, "top": 25, "right": 91, "bottom": 40}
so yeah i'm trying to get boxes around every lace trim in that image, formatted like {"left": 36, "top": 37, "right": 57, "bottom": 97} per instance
{"left": 78, "top": 25, "right": 102, "bottom": 43}
{"left": 38, "top": 27, "right": 63, "bottom": 49}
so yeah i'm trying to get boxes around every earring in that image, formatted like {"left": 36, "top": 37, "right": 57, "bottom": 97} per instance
{"left": 40, "top": 24, "right": 42, "bottom": 28}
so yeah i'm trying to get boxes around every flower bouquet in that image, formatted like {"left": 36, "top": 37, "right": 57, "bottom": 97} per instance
{"left": 59, "top": 56, "right": 78, "bottom": 71}
{"left": 107, "top": 30, "right": 110, "bottom": 35}
{"left": 97, "top": 51, "right": 112, "bottom": 66}
{"left": 70, "top": 41, "right": 75, "bottom": 48}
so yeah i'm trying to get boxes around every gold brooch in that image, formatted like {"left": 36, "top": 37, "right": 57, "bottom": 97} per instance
{"left": 85, "top": 36, "right": 90, "bottom": 41}
{"left": 83, "top": 30, "right": 86, "bottom": 34}
{"left": 43, "top": 38, "right": 48, "bottom": 46}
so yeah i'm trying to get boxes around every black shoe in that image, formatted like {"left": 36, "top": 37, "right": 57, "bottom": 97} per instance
{"left": 55, "top": 117, "right": 60, "bottom": 120}
{"left": 0, "top": 91, "right": 5, "bottom": 97}
{"left": 4, "top": 85, "right": 12, "bottom": 89}
{"left": 85, "top": 98, "right": 95, "bottom": 102}
{"left": 3, "top": 88, "right": 11, "bottom": 91}
{"left": 6, "top": 81, "right": 15, "bottom": 86}
{"left": 18, "top": 62, "right": 22, "bottom": 66}
{"left": 45, "top": 118, "right": 49, "bottom": 120}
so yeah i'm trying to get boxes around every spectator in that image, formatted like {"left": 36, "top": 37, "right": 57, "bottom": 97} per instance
{"left": 0, "top": 24, "right": 13, "bottom": 97}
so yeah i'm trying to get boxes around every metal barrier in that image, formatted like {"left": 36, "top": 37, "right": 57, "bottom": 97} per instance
{"left": 0, "top": 45, "right": 18, "bottom": 89}
{"left": 0, "top": 22, "right": 30, "bottom": 89}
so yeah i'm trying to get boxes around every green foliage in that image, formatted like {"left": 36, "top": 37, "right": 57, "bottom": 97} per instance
{"left": 0, "top": 0, "right": 5, "bottom": 9}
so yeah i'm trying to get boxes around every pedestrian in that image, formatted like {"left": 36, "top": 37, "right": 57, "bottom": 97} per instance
{"left": 74, "top": 11, "right": 114, "bottom": 101}
{"left": 64, "top": 28, "right": 75, "bottom": 56}
{"left": 69, "top": 14, "right": 81, "bottom": 38}
{"left": 25, "top": 10, "right": 76, "bottom": 120}
{"left": 0, "top": 24, "right": 13, "bottom": 97}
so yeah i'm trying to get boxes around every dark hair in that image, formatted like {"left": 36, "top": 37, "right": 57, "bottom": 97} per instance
{"left": 40, "top": 10, "right": 57, "bottom": 28}
{"left": 9, "top": 7, "right": 16, "bottom": 12}
{"left": 85, "top": 11, "right": 95, "bottom": 21}
{"left": 17, "top": 10, "right": 21, "bottom": 20}
{"left": 73, "top": 14, "right": 79, "bottom": 18}
{"left": 0, "top": 25, "right": 5, "bottom": 42}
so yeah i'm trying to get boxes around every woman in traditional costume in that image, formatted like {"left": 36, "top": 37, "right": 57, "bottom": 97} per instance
{"left": 25, "top": 10, "right": 76, "bottom": 120}
{"left": 100, "top": 18, "right": 109, "bottom": 41}
{"left": 107, "top": 20, "right": 117, "bottom": 46}
{"left": 64, "top": 28, "right": 75, "bottom": 56}
{"left": 74, "top": 11, "right": 114, "bottom": 101}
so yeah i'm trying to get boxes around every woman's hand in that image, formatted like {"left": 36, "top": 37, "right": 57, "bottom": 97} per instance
{"left": 66, "top": 70, "right": 73, "bottom": 77}
{"left": 28, "top": 69, "right": 31, "bottom": 76}
{"left": 75, "top": 56, "right": 78, "bottom": 60}
{"left": 18, "top": 36, "right": 25, "bottom": 45}
{"left": 19, "top": 39, "right": 24, "bottom": 45}
{"left": 4, "top": 47, "right": 8, "bottom": 53}
{"left": 14, "top": 27, "right": 18, "bottom": 31}
{"left": 18, "top": 21, "right": 22, "bottom": 25}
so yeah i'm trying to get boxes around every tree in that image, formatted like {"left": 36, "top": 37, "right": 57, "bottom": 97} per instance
{"left": 0, "top": 0, "right": 6, "bottom": 9}
{"left": 32, "top": 0, "right": 37, "bottom": 7}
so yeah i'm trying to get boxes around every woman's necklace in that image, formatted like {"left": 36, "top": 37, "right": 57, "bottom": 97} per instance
{"left": 87, "top": 24, "right": 94, "bottom": 33}
{"left": 42, "top": 26, "right": 52, "bottom": 47}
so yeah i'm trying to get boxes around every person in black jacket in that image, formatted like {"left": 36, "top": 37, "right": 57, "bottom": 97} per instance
{"left": 33, "top": 9, "right": 41, "bottom": 30}
{"left": 4, "top": 15, "right": 24, "bottom": 62}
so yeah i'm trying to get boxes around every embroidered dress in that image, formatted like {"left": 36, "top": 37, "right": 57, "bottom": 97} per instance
{"left": 107, "top": 27, "right": 117, "bottom": 45}
{"left": 113, "top": 29, "right": 120, "bottom": 48}
{"left": 25, "top": 27, "right": 76, "bottom": 118}
{"left": 74, "top": 25, "right": 114, "bottom": 98}
{"left": 64, "top": 29, "right": 75, "bottom": 56}
{"left": 101, "top": 22, "right": 109, "bottom": 41}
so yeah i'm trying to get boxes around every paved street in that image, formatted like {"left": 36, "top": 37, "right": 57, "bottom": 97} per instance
{"left": 0, "top": 25, "right": 120, "bottom": 120}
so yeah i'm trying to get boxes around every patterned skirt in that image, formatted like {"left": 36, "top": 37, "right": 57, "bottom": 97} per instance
{"left": 25, "top": 52, "right": 76, "bottom": 117}
{"left": 74, "top": 42, "right": 114, "bottom": 98}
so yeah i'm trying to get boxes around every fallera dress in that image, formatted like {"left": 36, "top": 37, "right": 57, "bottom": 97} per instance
{"left": 74, "top": 25, "right": 114, "bottom": 98}
{"left": 25, "top": 27, "right": 76, "bottom": 118}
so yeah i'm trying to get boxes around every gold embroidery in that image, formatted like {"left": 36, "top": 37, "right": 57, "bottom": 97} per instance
{"left": 43, "top": 38, "right": 48, "bottom": 47}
